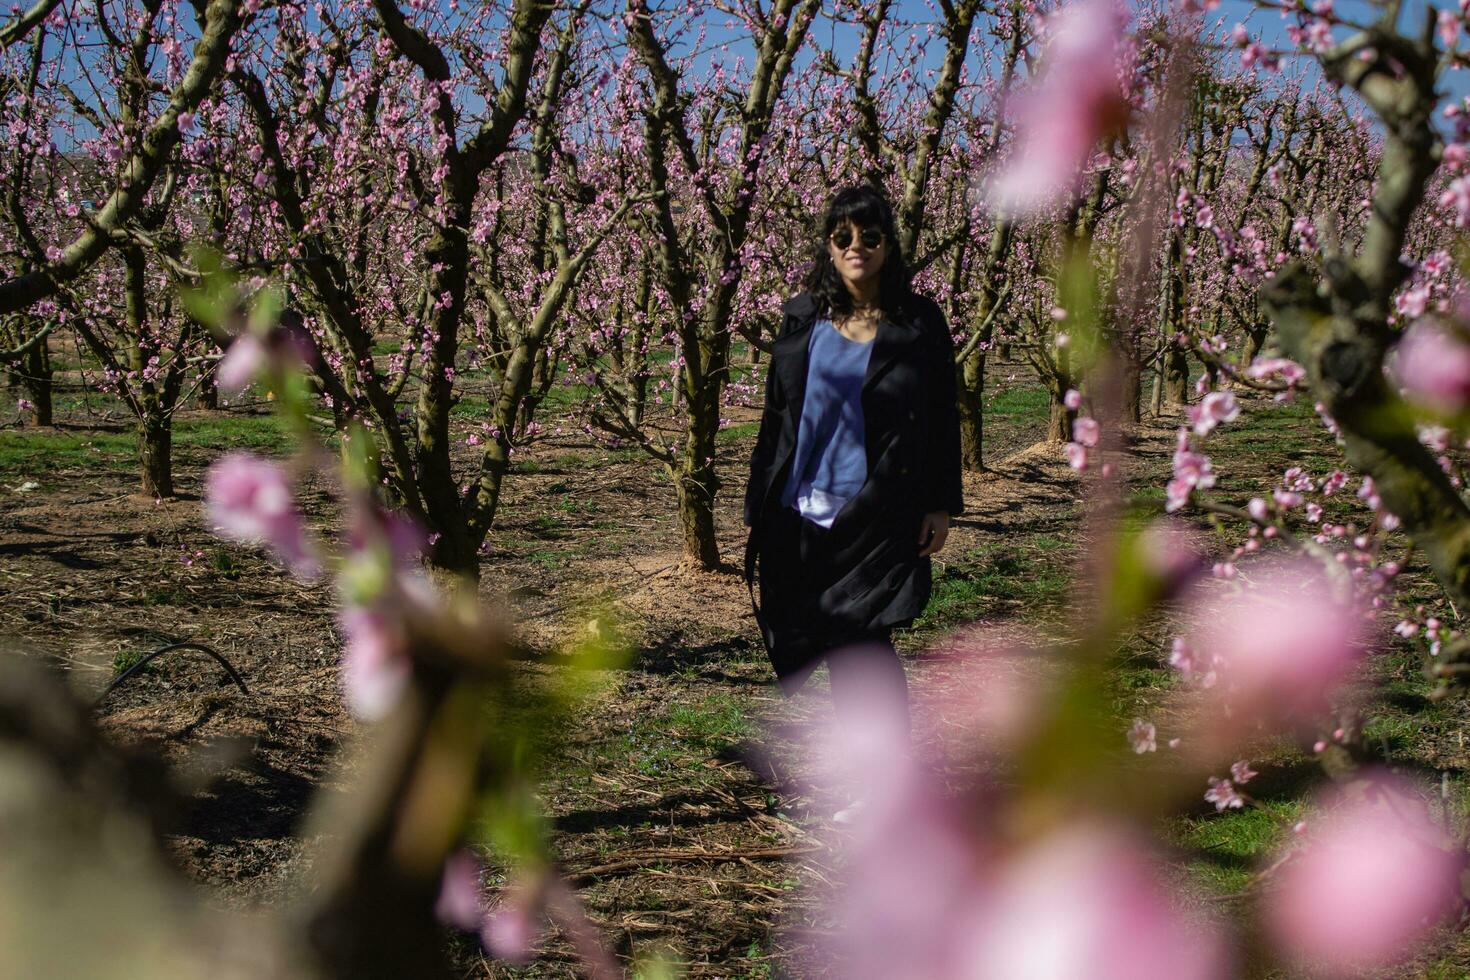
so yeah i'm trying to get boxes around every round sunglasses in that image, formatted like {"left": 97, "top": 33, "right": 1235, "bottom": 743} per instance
{"left": 829, "top": 226, "right": 885, "bottom": 250}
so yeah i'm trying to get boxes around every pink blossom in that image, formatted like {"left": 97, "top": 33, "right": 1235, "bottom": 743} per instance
{"left": 1440, "top": 175, "right": 1470, "bottom": 227}
{"left": 216, "top": 318, "right": 315, "bottom": 396}
{"left": 1269, "top": 773, "right": 1463, "bottom": 971}
{"left": 1128, "top": 718, "right": 1157, "bottom": 753}
{"left": 1440, "top": 8, "right": 1461, "bottom": 49}
{"left": 481, "top": 883, "right": 548, "bottom": 965}
{"left": 960, "top": 825, "right": 1227, "bottom": 980}
{"left": 1072, "top": 416, "right": 1100, "bottom": 446}
{"left": 205, "top": 453, "right": 318, "bottom": 577}
{"left": 1395, "top": 283, "right": 1431, "bottom": 318}
{"left": 1168, "top": 636, "right": 1196, "bottom": 677}
{"left": 1165, "top": 478, "right": 1193, "bottom": 513}
{"left": 216, "top": 335, "right": 269, "bottom": 395}
{"left": 1190, "top": 558, "right": 1367, "bottom": 728}
{"left": 1065, "top": 442, "right": 1089, "bottom": 470}
{"left": 1229, "top": 760, "right": 1257, "bottom": 784}
{"left": 1205, "top": 776, "right": 1243, "bottom": 811}
{"left": 1063, "top": 388, "right": 1082, "bottom": 410}
{"left": 1188, "top": 390, "right": 1239, "bottom": 436}
{"left": 1271, "top": 489, "right": 1303, "bottom": 509}
{"left": 1245, "top": 356, "right": 1305, "bottom": 384}
{"left": 985, "top": 0, "right": 1130, "bottom": 216}
{"left": 435, "top": 850, "right": 484, "bottom": 931}
{"left": 1389, "top": 318, "right": 1470, "bottom": 414}
{"left": 1304, "top": 17, "right": 1333, "bottom": 52}
{"left": 1167, "top": 430, "right": 1215, "bottom": 512}
{"left": 338, "top": 606, "right": 411, "bottom": 720}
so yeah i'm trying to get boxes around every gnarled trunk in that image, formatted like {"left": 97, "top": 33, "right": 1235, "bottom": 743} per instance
{"left": 957, "top": 346, "right": 987, "bottom": 470}
{"left": 21, "top": 339, "right": 50, "bottom": 426}
{"left": 138, "top": 414, "right": 173, "bottom": 498}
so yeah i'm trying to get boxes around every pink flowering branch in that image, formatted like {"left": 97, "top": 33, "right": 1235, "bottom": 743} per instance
{"left": 1261, "top": 16, "right": 1470, "bottom": 687}
{"left": 0, "top": 0, "right": 250, "bottom": 315}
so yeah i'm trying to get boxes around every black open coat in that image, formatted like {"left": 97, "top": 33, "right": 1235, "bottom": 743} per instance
{"left": 743, "top": 290, "right": 965, "bottom": 690}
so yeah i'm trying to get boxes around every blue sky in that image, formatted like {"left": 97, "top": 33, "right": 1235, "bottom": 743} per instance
{"left": 40, "top": 0, "right": 1470, "bottom": 149}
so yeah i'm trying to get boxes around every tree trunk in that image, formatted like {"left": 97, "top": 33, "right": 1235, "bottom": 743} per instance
{"left": 138, "top": 414, "right": 173, "bottom": 498}
{"left": 672, "top": 455, "right": 721, "bottom": 570}
{"left": 21, "top": 340, "right": 51, "bottom": 426}
{"left": 1149, "top": 356, "right": 1164, "bottom": 417}
{"left": 1163, "top": 344, "right": 1190, "bottom": 407}
{"left": 197, "top": 367, "right": 218, "bottom": 409}
{"left": 1118, "top": 355, "right": 1141, "bottom": 426}
{"left": 1243, "top": 323, "right": 1269, "bottom": 369}
{"left": 957, "top": 346, "right": 987, "bottom": 471}
{"left": 1046, "top": 385, "right": 1073, "bottom": 442}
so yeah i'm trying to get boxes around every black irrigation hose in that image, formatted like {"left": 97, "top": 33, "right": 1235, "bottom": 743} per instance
{"left": 93, "top": 641, "right": 250, "bottom": 707}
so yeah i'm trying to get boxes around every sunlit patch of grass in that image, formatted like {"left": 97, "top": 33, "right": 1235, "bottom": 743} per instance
{"left": 916, "top": 541, "right": 1072, "bottom": 631}
{"left": 0, "top": 429, "right": 137, "bottom": 473}
{"left": 1164, "top": 799, "right": 1303, "bottom": 895}
{"left": 655, "top": 693, "right": 752, "bottom": 752}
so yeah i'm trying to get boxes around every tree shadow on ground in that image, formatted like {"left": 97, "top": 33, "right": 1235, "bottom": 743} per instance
{"left": 631, "top": 632, "right": 770, "bottom": 686}
{"left": 180, "top": 749, "right": 322, "bottom": 845}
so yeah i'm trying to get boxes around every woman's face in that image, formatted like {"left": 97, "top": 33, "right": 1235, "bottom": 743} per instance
{"left": 826, "top": 218, "right": 887, "bottom": 291}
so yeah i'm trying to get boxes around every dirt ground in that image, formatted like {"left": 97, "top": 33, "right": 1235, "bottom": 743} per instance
{"left": 0, "top": 381, "right": 1215, "bottom": 976}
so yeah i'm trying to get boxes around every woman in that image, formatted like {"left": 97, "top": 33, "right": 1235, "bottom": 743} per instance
{"left": 743, "top": 185, "right": 964, "bottom": 776}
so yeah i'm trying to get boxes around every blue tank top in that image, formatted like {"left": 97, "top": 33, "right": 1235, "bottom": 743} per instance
{"left": 780, "top": 319, "right": 874, "bottom": 527}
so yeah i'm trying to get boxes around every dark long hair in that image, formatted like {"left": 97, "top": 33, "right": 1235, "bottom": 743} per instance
{"left": 804, "top": 184, "right": 913, "bottom": 321}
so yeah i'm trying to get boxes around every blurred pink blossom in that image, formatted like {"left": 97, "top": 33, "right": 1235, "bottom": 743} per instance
{"left": 1073, "top": 416, "right": 1100, "bottom": 446}
{"left": 205, "top": 452, "right": 318, "bottom": 577}
{"left": 216, "top": 335, "right": 269, "bottom": 395}
{"left": 1188, "top": 390, "right": 1239, "bottom": 436}
{"left": 1396, "top": 283, "right": 1431, "bottom": 318}
{"left": 985, "top": 0, "right": 1130, "bottom": 216}
{"left": 338, "top": 606, "right": 411, "bottom": 720}
{"left": 1245, "top": 356, "right": 1305, "bottom": 384}
{"left": 1128, "top": 718, "right": 1157, "bottom": 753}
{"left": 960, "top": 826, "right": 1227, "bottom": 980}
{"left": 1268, "top": 773, "right": 1463, "bottom": 971}
{"left": 1065, "top": 442, "right": 1089, "bottom": 470}
{"left": 1389, "top": 318, "right": 1470, "bottom": 414}
{"left": 1189, "top": 558, "right": 1367, "bottom": 731}
{"left": 435, "top": 850, "right": 485, "bottom": 931}
{"left": 215, "top": 318, "right": 316, "bottom": 396}
{"left": 1063, "top": 388, "right": 1083, "bottom": 410}
{"left": 482, "top": 890, "right": 545, "bottom": 965}
{"left": 1441, "top": 9, "right": 1461, "bottom": 49}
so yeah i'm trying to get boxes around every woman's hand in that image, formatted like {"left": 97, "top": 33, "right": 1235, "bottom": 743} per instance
{"left": 917, "top": 511, "right": 950, "bottom": 557}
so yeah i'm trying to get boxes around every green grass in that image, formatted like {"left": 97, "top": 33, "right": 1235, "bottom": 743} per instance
{"left": 1165, "top": 799, "right": 1303, "bottom": 894}
{"left": 110, "top": 647, "right": 153, "bottom": 675}
{"left": 0, "top": 428, "right": 138, "bottom": 474}
{"left": 985, "top": 382, "right": 1050, "bottom": 417}
{"left": 571, "top": 693, "right": 754, "bottom": 782}
{"left": 915, "top": 538, "right": 1073, "bottom": 631}
{"left": 654, "top": 693, "right": 752, "bottom": 752}
{"left": 0, "top": 411, "right": 288, "bottom": 477}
